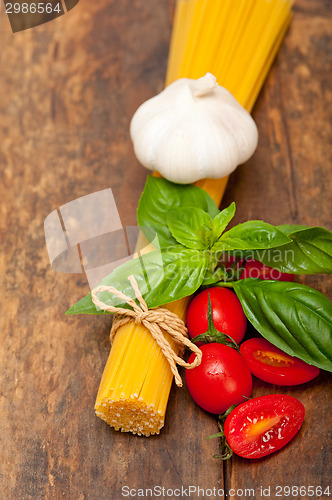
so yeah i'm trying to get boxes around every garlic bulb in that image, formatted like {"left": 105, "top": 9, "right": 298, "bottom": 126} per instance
{"left": 130, "top": 73, "right": 258, "bottom": 184}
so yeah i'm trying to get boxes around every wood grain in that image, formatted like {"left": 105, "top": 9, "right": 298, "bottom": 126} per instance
{"left": 0, "top": 0, "right": 331, "bottom": 499}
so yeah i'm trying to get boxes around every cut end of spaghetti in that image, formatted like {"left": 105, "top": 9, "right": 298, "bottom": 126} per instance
{"left": 95, "top": 396, "right": 164, "bottom": 437}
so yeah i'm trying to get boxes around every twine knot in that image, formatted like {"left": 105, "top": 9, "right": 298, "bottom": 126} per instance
{"left": 91, "top": 275, "right": 202, "bottom": 387}
{"left": 133, "top": 310, "right": 150, "bottom": 324}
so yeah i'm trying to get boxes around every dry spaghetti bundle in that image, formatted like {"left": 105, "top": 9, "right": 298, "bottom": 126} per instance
{"left": 94, "top": 0, "right": 293, "bottom": 436}
{"left": 166, "top": 0, "right": 293, "bottom": 111}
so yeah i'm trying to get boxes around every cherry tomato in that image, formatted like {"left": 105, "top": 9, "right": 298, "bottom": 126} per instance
{"left": 224, "top": 394, "right": 305, "bottom": 459}
{"left": 241, "top": 259, "right": 295, "bottom": 282}
{"left": 186, "top": 287, "right": 247, "bottom": 344}
{"left": 226, "top": 256, "right": 294, "bottom": 282}
{"left": 185, "top": 343, "right": 252, "bottom": 414}
{"left": 240, "top": 338, "right": 320, "bottom": 386}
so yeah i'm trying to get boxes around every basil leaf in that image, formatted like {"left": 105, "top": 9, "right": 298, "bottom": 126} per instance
{"left": 233, "top": 279, "right": 332, "bottom": 371}
{"left": 67, "top": 246, "right": 209, "bottom": 314}
{"left": 166, "top": 207, "right": 212, "bottom": 249}
{"left": 278, "top": 224, "right": 311, "bottom": 235}
{"left": 211, "top": 202, "right": 236, "bottom": 241}
{"left": 212, "top": 221, "right": 291, "bottom": 252}
{"left": 201, "top": 267, "right": 227, "bottom": 286}
{"left": 66, "top": 292, "right": 111, "bottom": 315}
{"left": 137, "top": 176, "right": 219, "bottom": 248}
{"left": 253, "top": 227, "right": 332, "bottom": 274}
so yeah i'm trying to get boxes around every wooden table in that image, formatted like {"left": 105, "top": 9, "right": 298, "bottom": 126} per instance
{"left": 0, "top": 1, "right": 331, "bottom": 498}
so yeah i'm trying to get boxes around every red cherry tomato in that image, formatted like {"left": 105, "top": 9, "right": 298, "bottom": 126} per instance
{"left": 224, "top": 394, "right": 305, "bottom": 459}
{"left": 240, "top": 338, "right": 319, "bottom": 386}
{"left": 241, "top": 259, "right": 295, "bottom": 281}
{"left": 185, "top": 343, "right": 252, "bottom": 414}
{"left": 186, "top": 287, "right": 247, "bottom": 344}
{"left": 226, "top": 256, "right": 294, "bottom": 282}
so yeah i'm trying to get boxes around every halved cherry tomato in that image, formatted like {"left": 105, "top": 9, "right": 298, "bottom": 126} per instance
{"left": 224, "top": 394, "right": 305, "bottom": 459}
{"left": 240, "top": 338, "right": 320, "bottom": 386}
{"left": 185, "top": 343, "right": 252, "bottom": 414}
{"left": 186, "top": 287, "right": 247, "bottom": 344}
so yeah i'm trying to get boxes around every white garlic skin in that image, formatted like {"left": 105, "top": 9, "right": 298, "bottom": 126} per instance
{"left": 130, "top": 74, "right": 258, "bottom": 184}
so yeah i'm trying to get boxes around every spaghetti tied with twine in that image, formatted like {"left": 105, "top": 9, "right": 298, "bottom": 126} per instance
{"left": 91, "top": 275, "right": 202, "bottom": 387}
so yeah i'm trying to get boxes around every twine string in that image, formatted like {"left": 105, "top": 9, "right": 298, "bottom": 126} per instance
{"left": 91, "top": 275, "right": 202, "bottom": 387}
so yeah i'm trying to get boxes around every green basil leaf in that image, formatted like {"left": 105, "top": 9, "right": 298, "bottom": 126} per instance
{"left": 233, "top": 279, "right": 332, "bottom": 371}
{"left": 211, "top": 202, "right": 236, "bottom": 241}
{"left": 137, "top": 176, "right": 219, "bottom": 248}
{"left": 212, "top": 221, "right": 291, "bottom": 252}
{"left": 253, "top": 227, "right": 332, "bottom": 274}
{"left": 201, "top": 266, "right": 227, "bottom": 286}
{"left": 67, "top": 246, "right": 209, "bottom": 314}
{"left": 166, "top": 207, "right": 212, "bottom": 249}
{"left": 66, "top": 291, "right": 111, "bottom": 315}
{"left": 278, "top": 224, "right": 311, "bottom": 235}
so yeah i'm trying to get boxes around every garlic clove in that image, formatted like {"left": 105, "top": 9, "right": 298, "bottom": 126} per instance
{"left": 130, "top": 73, "right": 258, "bottom": 184}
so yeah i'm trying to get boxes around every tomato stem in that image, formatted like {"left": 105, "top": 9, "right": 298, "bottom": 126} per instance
{"left": 210, "top": 281, "right": 234, "bottom": 288}
{"left": 191, "top": 295, "right": 240, "bottom": 351}
{"left": 207, "top": 404, "right": 240, "bottom": 460}
{"left": 206, "top": 413, "right": 234, "bottom": 460}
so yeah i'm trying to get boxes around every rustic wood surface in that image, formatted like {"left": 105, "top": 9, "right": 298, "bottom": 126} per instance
{"left": 0, "top": 0, "right": 331, "bottom": 499}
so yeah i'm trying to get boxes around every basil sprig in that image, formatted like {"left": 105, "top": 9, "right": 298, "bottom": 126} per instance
{"left": 67, "top": 177, "right": 332, "bottom": 372}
